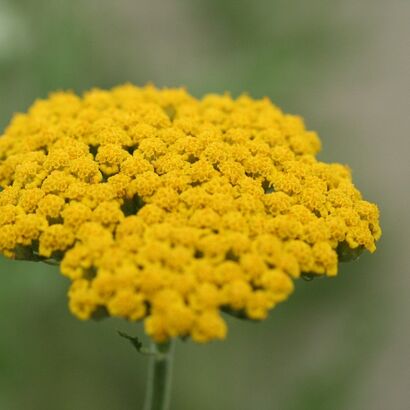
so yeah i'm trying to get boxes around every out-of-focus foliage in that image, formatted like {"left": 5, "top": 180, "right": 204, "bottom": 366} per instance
{"left": 0, "top": 1, "right": 408, "bottom": 409}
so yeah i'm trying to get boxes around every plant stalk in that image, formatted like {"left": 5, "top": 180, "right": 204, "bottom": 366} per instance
{"left": 143, "top": 340, "right": 175, "bottom": 410}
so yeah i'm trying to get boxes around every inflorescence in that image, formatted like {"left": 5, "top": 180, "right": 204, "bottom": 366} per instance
{"left": 0, "top": 84, "right": 381, "bottom": 342}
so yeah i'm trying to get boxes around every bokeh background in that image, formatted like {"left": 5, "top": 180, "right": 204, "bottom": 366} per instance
{"left": 0, "top": 1, "right": 408, "bottom": 409}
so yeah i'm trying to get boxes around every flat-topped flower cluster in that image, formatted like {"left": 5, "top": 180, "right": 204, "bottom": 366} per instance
{"left": 0, "top": 84, "right": 381, "bottom": 342}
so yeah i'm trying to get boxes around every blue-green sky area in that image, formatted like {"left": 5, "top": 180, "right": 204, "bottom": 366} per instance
{"left": 0, "top": 1, "right": 408, "bottom": 409}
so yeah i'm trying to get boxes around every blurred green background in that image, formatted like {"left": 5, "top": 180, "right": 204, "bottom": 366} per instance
{"left": 0, "top": 1, "right": 408, "bottom": 409}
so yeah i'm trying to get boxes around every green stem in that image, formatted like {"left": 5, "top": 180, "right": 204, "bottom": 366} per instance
{"left": 143, "top": 340, "right": 175, "bottom": 410}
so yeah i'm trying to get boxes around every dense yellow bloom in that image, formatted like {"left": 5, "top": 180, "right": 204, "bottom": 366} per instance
{"left": 0, "top": 84, "right": 381, "bottom": 342}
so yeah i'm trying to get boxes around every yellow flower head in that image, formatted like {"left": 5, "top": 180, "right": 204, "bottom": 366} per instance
{"left": 0, "top": 84, "right": 381, "bottom": 342}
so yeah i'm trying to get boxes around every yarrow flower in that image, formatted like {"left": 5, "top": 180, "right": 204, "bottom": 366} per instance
{"left": 0, "top": 84, "right": 381, "bottom": 343}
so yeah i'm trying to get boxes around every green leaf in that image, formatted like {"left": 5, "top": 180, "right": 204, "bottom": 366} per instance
{"left": 221, "top": 306, "right": 256, "bottom": 321}
{"left": 337, "top": 241, "right": 365, "bottom": 262}
{"left": 117, "top": 331, "right": 154, "bottom": 356}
